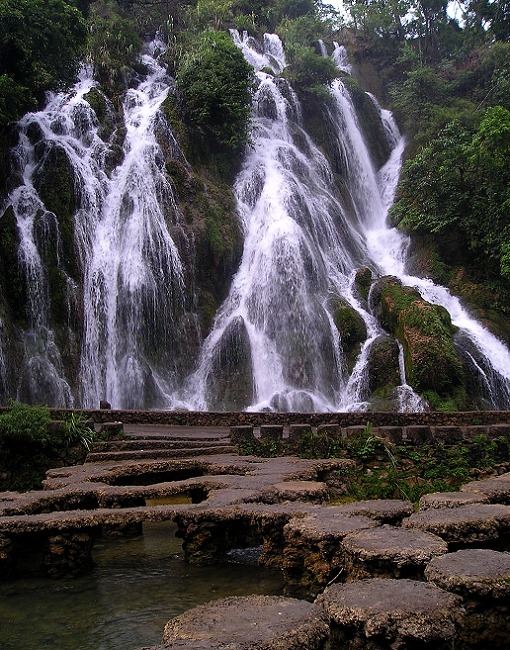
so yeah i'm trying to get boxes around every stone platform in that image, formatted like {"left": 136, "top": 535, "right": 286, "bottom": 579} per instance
{"left": 0, "top": 421, "right": 509, "bottom": 649}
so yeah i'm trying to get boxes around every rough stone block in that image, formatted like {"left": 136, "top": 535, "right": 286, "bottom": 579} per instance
{"left": 162, "top": 595, "right": 330, "bottom": 650}
{"left": 260, "top": 425, "right": 283, "bottom": 442}
{"left": 99, "top": 421, "right": 124, "bottom": 439}
{"left": 403, "top": 503, "right": 510, "bottom": 546}
{"left": 229, "top": 425, "right": 256, "bottom": 446}
{"left": 425, "top": 549, "right": 510, "bottom": 649}
{"left": 288, "top": 424, "right": 312, "bottom": 444}
{"left": 342, "top": 524, "right": 447, "bottom": 580}
{"left": 318, "top": 578, "right": 463, "bottom": 649}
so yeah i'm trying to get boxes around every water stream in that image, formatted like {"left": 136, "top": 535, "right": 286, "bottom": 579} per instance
{"left": 0, "top": 522, "right": 284, "bottom": 650}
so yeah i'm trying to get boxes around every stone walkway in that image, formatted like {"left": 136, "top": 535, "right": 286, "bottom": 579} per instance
{"left": 0, "top": 423, "right": 509, "bottom": 648}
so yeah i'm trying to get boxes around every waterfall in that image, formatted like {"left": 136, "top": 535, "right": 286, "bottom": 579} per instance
{"left": 80, "top": 39, "right": 196, "bottom": 409}
{"left": 2, "top": 30, "right": 510, "bottom": 411}
{"left": 1, "top": 38, "right": 198, "bottom": 408}
{"left": 188, "top": 32, "right": 379, "bottom": 412}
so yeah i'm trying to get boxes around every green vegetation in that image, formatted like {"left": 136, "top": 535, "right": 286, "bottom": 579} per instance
{"left": 240, "top": 423, "right": 510, "bottom": 503}
{"left": 175, "top": 30, "right": 254, "bottom": 152}
{"left": 0, "top": 0, "right": 87, "bottom": 124}
{"left": 0, "top": 402, "right": 97, "bottom": 490}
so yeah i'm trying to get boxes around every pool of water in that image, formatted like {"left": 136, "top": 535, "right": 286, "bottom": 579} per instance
{"left": 0, "top": 521, "right": 285, "bottom": 650}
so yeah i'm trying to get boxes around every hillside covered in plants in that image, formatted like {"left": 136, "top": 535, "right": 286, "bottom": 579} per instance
{"left": 0, "top": 0, "right": 509, "bottom": 412}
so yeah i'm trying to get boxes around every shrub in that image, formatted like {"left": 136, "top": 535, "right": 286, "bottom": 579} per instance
{"left": 175, "top": 30, "right": 254, "bottom": 151}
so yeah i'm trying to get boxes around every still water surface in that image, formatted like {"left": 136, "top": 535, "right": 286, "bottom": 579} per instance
{"left": 0, "top": 521, "right": 284, "bottom": 650}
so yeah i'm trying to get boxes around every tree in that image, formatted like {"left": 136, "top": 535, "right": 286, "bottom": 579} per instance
{"left": 0, "top": 0, "right": 87, "bottom": 124}
{"left": 175, "top": 30, "right": 254, "bottom": 151}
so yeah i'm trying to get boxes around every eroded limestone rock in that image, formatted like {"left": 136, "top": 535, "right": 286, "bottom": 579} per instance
{"left": 318, "top": 578, "right": 463, "bottom": 649}
{"left": 161, "top": 595, "right": 329, "bottom": 650}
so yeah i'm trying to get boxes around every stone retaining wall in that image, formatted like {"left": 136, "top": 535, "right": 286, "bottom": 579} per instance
{"left": 6, "top": 407, "right": 510, "bottom": 428}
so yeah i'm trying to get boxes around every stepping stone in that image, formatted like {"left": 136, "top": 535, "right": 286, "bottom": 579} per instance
{"left": 342, "top": 524, "right": 448, "bottom": 580}
{"left": 460, "top": 474, "right": 510, "bottom": 504}
{"left": 318, "top": 578, "right": 463, "bottom": 649}
{"left": 419, "top": 491, "right": 488, "bottom": 511}
{"left": 425, "top": 549, "right": 510, "bottom": 649}
{"left": 282, "top": 511, "right": 378, "bottom": 592}
{"left": 161, "top": 595, "right": 329, "bottom": 649}
{"left": 335, "top": 499, "right": 414, "bottom": 524}
{"left": 403, "top": 503, "right": 510, "bottom": 546}
{"left": 259, "top": 481, "right": 329, "bottom": 504}
{"left": 425, "top": 548, "right": 510, "bottom": 599}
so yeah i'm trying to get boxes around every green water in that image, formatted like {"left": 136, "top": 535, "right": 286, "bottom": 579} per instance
{"left": 0, "top": 521, "right": 284, "bottom": 650}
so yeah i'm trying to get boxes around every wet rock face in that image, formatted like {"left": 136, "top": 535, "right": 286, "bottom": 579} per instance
{"left": 205, "top": 315, "right": 254, "bottom": 411}
{"left": 366, "top": 334, "right": 400, "bottom": 394}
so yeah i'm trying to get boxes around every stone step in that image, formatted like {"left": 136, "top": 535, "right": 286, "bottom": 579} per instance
{"left": 89, "top": 439, "right": 231, "bottom": 452}
{"left": 85, "top": 446, "right": 237, "bottom": 462}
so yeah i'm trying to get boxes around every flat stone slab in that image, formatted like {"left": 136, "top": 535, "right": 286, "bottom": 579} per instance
{"left": 161, "top": 595, "right": 329, "bottom": 649}
{"left": 425, "top": 549, "right": 510, "bottom": 599}
{"left": 419, "top": 492, "right": 488, "bottom": 511}
{"left": 284, "top": 510, "right": 378, "bottom": 541}
{"left": 342, "top": 524, "right": 448, "bottom": 579}
{"left": 403, "top": 503, "right": 510, "bottom": 545}
{"left": 334, "top": 499, "right": 414, "bottom": 524}
{"left": 258, "top": 481, "right": 330, "bottom": 504}
{"left": 318, "top": 578, "right": 463, "bottom": 648}
{"left": 460, "top": 474, "right": 510, "bottom": 504}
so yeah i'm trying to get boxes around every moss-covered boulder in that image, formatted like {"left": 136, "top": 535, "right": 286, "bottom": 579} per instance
{"left": 354, "top": 266, "right": 373, "bottom": 301}
{"left": 371, "top": 276, "right": 464, "bottom": 404}
{"left": 367, "top": 333, "right": 400, "bottom": 393}
{"left": 205, "top": 315, "right": 254, "bottom": 410}
{"left": 0, "top": 205, "right": 27, "bottom": 324}
{"left": 33, "top": 143, "right": 79, "bottom": 280}
{"left": 331, "top": 297, "right": 367, "bottom": 370}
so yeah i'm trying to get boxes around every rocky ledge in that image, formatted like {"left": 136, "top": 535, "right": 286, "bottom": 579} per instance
{"left": 0, "top": 422, "right": 509, "bottom": 649}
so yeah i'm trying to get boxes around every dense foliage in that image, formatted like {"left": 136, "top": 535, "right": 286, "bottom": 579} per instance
{"left": 0, "top": 0, "right": 87, "bottom": 124}
{"left": 175, "top": 30, "right": 254, "bottom": 151}
{"left": 0, "top": 402, "right": 97, "bottom": 490}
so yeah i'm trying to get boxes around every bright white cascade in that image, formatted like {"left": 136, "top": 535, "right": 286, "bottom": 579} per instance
{"left": 80, "top": 39, "right": 193, "bottom": 409}
{"left": 188, "top": 33, "right": 510, "bottom": 412}
{"left": 188, "top": 33, "right": 389, "bottom": 411}
{"left": 3, "top": 39, "right": 196, "bottom": 408}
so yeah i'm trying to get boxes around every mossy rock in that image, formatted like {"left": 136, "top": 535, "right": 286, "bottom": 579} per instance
{"left": 371, "top": 276, "right": 464, "bottom": 402}
{"left": 354, "top": 266, "right": 373, "bottom": 301}
{"left": 83, "top": 87, "right": 116, "bottom": 141}
{"left": 205, "top": 315, "right": 254, "bottom": 410}
{"left": 371, "top": 276, "right": 421, "bottom": 333}
{"left": 367, "top": 334, "right": 400, "bottom": 393}
{"left": 331, "top": 297, "right": 367, "bottom": 370}
{"left": 0, "top": 206, "right": 27, "bottom": 324}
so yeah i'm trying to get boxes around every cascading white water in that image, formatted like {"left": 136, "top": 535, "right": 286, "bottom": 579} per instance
{"left": 1, "top": 70, "right": 106, "bottom": 406}
{"left": 80, "top": 39, "right": 195, "bottom": 409}
{"left": 2, "top": 38, "right": 197, "bottom": 408}
{"left": 361, "top": 82, "right": 510, "bottom": 409}
{"left": 3, "top": 31, "right": 510, "bottom": 411}
{"left": 188, "top": 32, "right": 386, "bottom": 412}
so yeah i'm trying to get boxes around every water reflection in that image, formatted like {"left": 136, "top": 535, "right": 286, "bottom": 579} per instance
{"left": 0, "top": 521, "right": 284, "bottom": 650}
